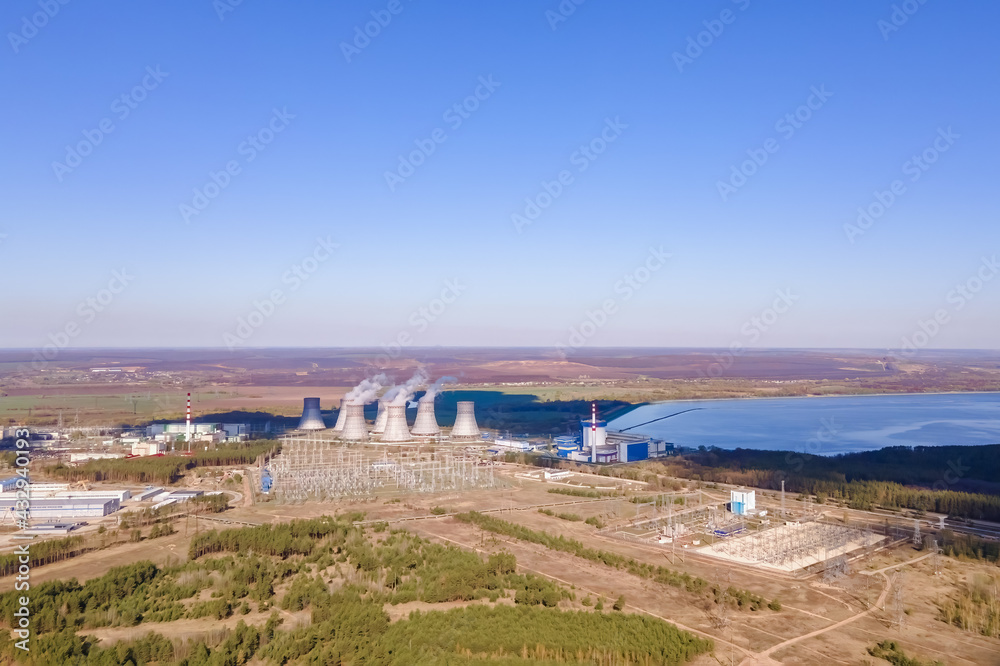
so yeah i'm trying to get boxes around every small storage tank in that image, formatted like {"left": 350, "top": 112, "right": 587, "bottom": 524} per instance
{"left": 554, "top": 436, "right": 579, "bottom": 458}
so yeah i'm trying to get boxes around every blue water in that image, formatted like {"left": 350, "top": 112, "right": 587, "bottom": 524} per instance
{"left": 607, "top": 393, "right": 1000, "bottom": 455}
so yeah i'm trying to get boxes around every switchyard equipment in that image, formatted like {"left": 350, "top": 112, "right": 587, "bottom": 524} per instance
{"left": 297, "top": 397, "right": 326, "bottom": 430}
{"left": 268, "top": 433, "right": 498, "bottom": 502}
{"left": 704, "top": 521, "right": 883, "bottom": 572}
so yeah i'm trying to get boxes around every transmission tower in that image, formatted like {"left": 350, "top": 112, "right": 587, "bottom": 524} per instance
{"left": 781, "top": 479, "right": 786, "bottom": 519}
{"left": 888, "top": 571, "right": 906, "bottom": 630}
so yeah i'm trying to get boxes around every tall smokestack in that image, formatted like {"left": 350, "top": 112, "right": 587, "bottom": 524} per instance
{"left": 380, "top": 404, "right": 411, "bottom": 442}
{"left": 451, "top": 401, "right": 480, "bottom": 439}
{"left": 411, "top": 398, "right": 440, "bottom": 436}
{"left": 186, "top": 393, "right": 192, "bottom": 450}
{"left": 371, "top": 399, "right": 388, "bottom": 434}
{"left": 338, "top": 403, "right": 369, "bottom": 441}
{"left": 591, "top": 402, "right": 597, "bottom": 463}
{"left": 298, "top": 397, "right": 326, "bottom": 430}
{"left": 332, "top": 398, "right": 348, "bottom": 432}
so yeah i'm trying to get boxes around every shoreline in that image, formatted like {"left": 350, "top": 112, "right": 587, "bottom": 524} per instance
{"left": 631, "top": 389, "right": 1000, "bottom": 407}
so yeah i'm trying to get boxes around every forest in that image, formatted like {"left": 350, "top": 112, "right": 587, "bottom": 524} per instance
{"left": 46, "top": 440, "right": 279, "bottom": 485}
{"left": 626, "top": 445, "right": 1000, "bottom": 522}
{"left": 0, "top": 515, "right": 714, "bottom": 665}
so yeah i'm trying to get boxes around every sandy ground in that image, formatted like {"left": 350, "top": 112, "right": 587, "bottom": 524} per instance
{"left": 3, "top": 468, "right": 999, "bottom": 665}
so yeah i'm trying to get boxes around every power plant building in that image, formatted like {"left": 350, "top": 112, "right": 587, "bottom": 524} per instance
{"left": 555, "top": 406, "right": 673, "bottom": 464}
{"left": 337, "top": 403, "right": 369, "bottom": 441}
{"left": 297, "top": 398, "right": 326, "bottom": 430}
{"left": 450, "top": 401, "right": 481, "bottom": 439}
{"left": 411, "top": 399, "right": 441, "bottom": 436}
{"left": 730, "top": 489, "right": 756, "bottom": 516}
{"left": 379, "top": 405, "right": 411, "bottom": 442}
{"left": 332, "top": 398, "right": 349, "bottom": 432}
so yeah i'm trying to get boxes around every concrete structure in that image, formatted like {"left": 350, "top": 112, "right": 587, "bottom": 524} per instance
{"left": 380, "top": 405, "right": 411, "bottom": 442}
{"left": 0, "top": 497, "right": 120, "bottom": 519}
{"left": 297, "top": 397, "right": 326, "bottom": 430}
{"left": 338, "top": 403, "right": 369, "bottom": 441}
{"left": 4, "top": 483, "right": 68, "bottom": 495}
{"left": 581, "top": 418, "right": 608, "bottom": 458}
{"left": 134, "top": 487, "right": 164, "bottom": 501}
{"left": 450, "top": 401, "right": 480, "bottom": 439}
{"left": 493, "top": 438, "right": 533, "bottom": 452}
{"left": 23, "top": 522, "right": 83, "bottom": 535}
{"left": 332, "top": 399, "right": 348, "bottom": 432}
{"left": 371, "top": 399, "right": 388, "bottom": 435}
{"left": 411, "top": 399, "right": 440, "bottom": 436}
{"left": 54, "top": 489, "right": 131, "bottom": 503}
{"left": 146, "top": 423, "right": 246, "bottom": 442}
{"left": 730, "top": 489, "right": 756, "bottom": 516}
{"left": 132, "top": 440, "right": 166, "bottom": 457}
{"left": 0, "top": 477, "right": 19, "bottom": 493}
{"left": 69, "top": 452, "right": 126, "bottom": 463}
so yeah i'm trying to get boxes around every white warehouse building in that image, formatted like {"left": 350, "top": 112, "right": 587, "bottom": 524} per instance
{"left": 0, "top": 497, "right": 120, "bottom": 520}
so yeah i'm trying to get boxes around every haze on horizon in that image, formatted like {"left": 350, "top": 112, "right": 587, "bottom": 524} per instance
{"left": 3, "top": 1, "right": 999, "bottom": 353}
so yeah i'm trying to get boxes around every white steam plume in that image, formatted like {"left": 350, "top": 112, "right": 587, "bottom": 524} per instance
{"left": 346, "top": 373, "right": 388, "bottom": 405}
{"left": 389, "top": 368, "right": 429, "bottom": 406}
{"left": 421, "top": 376, "right": 456, "bottom": 402}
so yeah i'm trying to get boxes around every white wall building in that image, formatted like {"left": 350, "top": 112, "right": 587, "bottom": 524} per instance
{"left": 132, "top": 441, "right": 166, "bottom": 456}
{"left": 0, "top": 497, "right": 120, "bottom": 519}
{"left": 730, "top": 489, "right": 756, "bottom": 515}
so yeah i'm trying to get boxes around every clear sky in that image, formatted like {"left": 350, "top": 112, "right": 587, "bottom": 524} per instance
{"left": 2, "top": 1, "right": 998, "bottom": 353}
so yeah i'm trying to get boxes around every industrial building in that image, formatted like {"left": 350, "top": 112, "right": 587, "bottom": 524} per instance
{"left": 70, "top": 452, "right": 126, "bottom": 463}
{"left": 554, "top": 404, "right": 673, "bottom": 464}
{"left": 302, "top": 392, "right": 483, "bottom": 443}
{"left": 132, "top": 440, "right": 167, "bottom": 457}
{"left": 0, "top": 477, "right": 19, "bottom": 493}
{"left": 145, "top": 422, "right": 248, "bottom": 443}
{"left": 0, "top": 497, "right": 120, "bottom": 520}
{"left": 729, "top": 489, "right": 756, "bottom": 516}
{"left": 134, "top": 487, "right": 164, "bottom": 501}
{"left": 0, "top": 482, "right": 69, "bottom": 495}
{"left": 492, "top": 438, "right": 535, "bottom": 452}
{"left": 151, "top": 489, "right": 205, "bottom": 511}
{"left": 298, "top": 398, "right": 326, "bottom": 430}
{"left": 54, "top": 489, "right": 131, "bottom": 503}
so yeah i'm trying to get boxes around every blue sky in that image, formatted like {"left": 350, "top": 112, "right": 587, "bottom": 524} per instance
{"left": 2, "top": 1, "right": 998, "bottom": 352}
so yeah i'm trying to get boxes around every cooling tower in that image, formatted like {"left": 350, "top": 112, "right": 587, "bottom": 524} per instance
{"left": 338, "top": 403, "right": 369, "bottom": 441}
{"left": 450, "top": 401, "right": 480, "bottom": 439}
{"left": 380, "top": 404, "right": 411, "bottom": 442}
{"left": 371, "top": 399, "right": 388, "bottom": 434}
{"left": 332, "top": 398, "right": 348, "bottom": 432}
{"left": 411, "top": 398, "right": 440, "bottom": 436}
{"left": 297, "top": 397, "right": 326, "bottom": 430}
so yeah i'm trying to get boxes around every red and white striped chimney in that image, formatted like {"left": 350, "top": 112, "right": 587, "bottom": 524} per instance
{"left": 185, "top": 393, "right": 192, "bottom": 449}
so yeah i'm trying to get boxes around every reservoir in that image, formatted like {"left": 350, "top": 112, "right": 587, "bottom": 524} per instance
{"left": 607, "top": 392, "right": 1000, "bottom": 455}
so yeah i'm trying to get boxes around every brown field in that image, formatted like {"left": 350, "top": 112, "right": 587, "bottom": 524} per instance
{"left": 3, "top": 347, "right": 1000, "bottom": 426}
{"left": 7, "top": 465, "right": 996, "bottom": 665}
